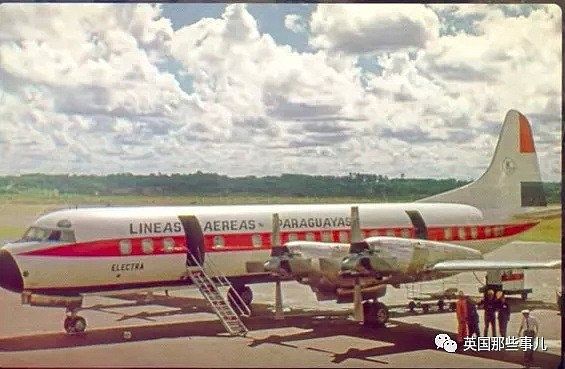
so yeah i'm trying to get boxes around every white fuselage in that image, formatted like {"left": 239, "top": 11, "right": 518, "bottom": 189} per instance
{"left": 0, "top": 202, "right": 537, "bottom": 295}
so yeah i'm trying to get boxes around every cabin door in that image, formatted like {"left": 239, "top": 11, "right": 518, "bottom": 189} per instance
{"left": 405, "top": 210, "right": 428, "bottom": 239}
{"left": 178, "top": 215, "right": 205, "bottom": 266}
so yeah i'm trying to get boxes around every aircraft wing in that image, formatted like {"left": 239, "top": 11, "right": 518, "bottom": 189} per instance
{"left": 427, "top": 259, "right": 561, "bottom": 272}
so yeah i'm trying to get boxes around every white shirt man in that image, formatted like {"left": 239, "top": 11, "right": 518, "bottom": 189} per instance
{"left": 518, "top": 310, "right": 539, "bottom": 336}
{"left": 518, "top": 309, "right": 539, "bottom": 364}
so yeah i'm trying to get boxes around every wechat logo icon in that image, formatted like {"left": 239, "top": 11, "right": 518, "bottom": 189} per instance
{"left": 435, "top": 333, "right": 458, "bottom": 353}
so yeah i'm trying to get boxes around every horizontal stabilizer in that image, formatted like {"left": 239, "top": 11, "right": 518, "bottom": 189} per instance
{"left": 428, "top": 259, "right": 561, "bottom": 272}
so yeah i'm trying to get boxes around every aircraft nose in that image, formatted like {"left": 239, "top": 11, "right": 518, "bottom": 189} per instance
{"left": 0, "top": 249, "right": 23, "bottom": 293}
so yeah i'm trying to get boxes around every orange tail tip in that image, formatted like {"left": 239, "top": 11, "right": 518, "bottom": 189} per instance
{"left": 519, "top": 113, "right": 536, "bottom": 153}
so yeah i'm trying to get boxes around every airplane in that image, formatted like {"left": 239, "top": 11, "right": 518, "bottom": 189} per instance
{"left": 0, "top": 109, "right": 560, "bottom": 335}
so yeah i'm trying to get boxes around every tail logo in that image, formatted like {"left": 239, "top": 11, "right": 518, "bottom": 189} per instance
{"left": 502, "top": 157, "right": 517, "bottom": 175}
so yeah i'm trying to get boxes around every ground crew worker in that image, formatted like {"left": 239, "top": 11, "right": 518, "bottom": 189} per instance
{"left": 455, "top": 290, "right": 468, "bottom": 343}
{"left": 518, "top": 309, "right": 539, "bottom": 364}
{"left": 466, "top": 296, "right": 480, "bottom": 338}
{"left": 480, "top": 289, "right": 497, "bottom": 336}
{"left": 497, "top": 293, "right": 511, "bottom": 337}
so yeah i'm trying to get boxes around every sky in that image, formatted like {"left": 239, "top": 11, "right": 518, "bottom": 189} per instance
{"left": 0, "top": 3, "right": 561, "bottom": 181}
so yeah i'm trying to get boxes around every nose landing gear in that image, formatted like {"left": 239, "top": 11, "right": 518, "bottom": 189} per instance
{"left": 64, "top": 308, "right": 87, "bottom": 334}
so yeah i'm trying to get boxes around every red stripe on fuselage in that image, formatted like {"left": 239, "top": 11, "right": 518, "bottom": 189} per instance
{"left": 19, "top": 222, "right": 538, "bottom": 258}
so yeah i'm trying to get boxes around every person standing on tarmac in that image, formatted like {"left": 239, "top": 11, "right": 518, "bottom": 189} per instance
{"left": 466, "top": 296, "right": 481, "bottom": 338}
{"left": 518, "top": 309, "right": 539, "bottom": 364}
{"left": 455, "top": 290, "right": 468, "bottom": 344}
{"left": 497, "top": 292, "right": 511, "bottom": 337}
{"left": 480, "top": 289, "right": 497, "bottom": 336}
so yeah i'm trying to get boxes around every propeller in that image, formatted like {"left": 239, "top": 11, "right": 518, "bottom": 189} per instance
{"left": 339, "top": 206, "right": 365, "bottom": 322}
{"left": 340, "top": 206, "right": 379, "bottom": 276}
{"left": 263, "top": 213, "right": 311, "bottom": 277}
{"left": 266, "top": 213, "right": 286, "bottom": 320}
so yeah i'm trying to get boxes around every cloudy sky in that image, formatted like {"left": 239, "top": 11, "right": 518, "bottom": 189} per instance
{"left": 0, "top": 3, "right": 561, "bottom": 181}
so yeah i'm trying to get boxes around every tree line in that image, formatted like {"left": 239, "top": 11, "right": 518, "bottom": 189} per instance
{"left": 0, "top": 172, "right": 560, "bottom": 203}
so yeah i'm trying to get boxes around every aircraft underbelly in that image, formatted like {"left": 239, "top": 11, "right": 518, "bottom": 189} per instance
{"left": 18, "top": 254, "right": 186, "bottom": 289}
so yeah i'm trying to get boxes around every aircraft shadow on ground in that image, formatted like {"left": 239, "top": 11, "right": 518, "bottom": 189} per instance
{"left": 0, "top": 293, "right": 560, "bottom": 368}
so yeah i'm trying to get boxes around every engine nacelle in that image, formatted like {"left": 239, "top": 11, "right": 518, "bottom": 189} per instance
{"left": 264, "top": 255, "right": 312, "bottom": 278}
{"left": 336, "top": 284, "right": 387, "bottom": 303}
{"left": 341, "top": 251, "right": 399, "bottom": 275}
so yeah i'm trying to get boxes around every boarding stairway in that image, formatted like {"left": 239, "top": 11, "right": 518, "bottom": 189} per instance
{"left": 186, "top": 254, "right": 250, "bottom": 336}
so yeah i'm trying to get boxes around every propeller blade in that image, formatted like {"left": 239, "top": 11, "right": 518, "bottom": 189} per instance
{"left": 350, "top": 206, "right": 363, "bottom": 243}
{"left": 271, "top": 213, "right": 281, "bottom": 246}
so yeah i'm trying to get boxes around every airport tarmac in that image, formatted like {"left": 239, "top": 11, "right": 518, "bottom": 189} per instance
{"left": 0, "top": 241, "right": 562, "bottom": 368}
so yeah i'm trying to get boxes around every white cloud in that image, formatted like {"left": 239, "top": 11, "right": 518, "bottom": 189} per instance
{"left": 0, "top": 3, "right": 560, "bottom": 182}
{"left": 309, "top": 4, "right": 440, "bottom": 53}
{"left": 284, "top": 14, "right": 305, "bottom": 33}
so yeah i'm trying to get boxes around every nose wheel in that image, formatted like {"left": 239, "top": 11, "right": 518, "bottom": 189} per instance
{"left": 64, "top": 309, "right": 87, "bottom": 334}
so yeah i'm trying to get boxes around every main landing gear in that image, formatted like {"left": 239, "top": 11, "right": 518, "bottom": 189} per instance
{"left": 362, "top": 300, "right": 389, "bottom": 327}
{"left": 228, "top": 285, "right": 253, "bottom": 314}
{"left": 64, "top": 308, "right": 87, "bottom": 334}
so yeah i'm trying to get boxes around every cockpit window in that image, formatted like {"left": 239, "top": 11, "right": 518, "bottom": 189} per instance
{"left": 21, "top": 227, "right": 75, "bottom": 243}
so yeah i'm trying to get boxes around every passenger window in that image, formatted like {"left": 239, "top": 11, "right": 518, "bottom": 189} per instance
{"left": 339, "top": 231, "right": 349, "bottom": 243}
{"left": 494, "top": 226, "right": 504, "bottom": 237}
{"left": 142, "top": 239, "right": 154, "bottom": 254}
{"left": 252, "top": 234, "right": 262, "bottom": 247}
{"left": 288, "top": 233, "right": 298, "bottom": 241}
{"left": 119, "top": 240, "right": 132, "bottom": 255}
{"left": 370, "top": 230, "right": 379, "bottom": 237}
{"left": 306, "top": 232, "right": 315, "bottom": 241}
{"left": 471, "top": 227, "right": 478, "bottom": 239}
{"left": 458, "top": 227, "right": 466, "bottom": 240}
{"left": 386, "top": 229, "right": 395, "bottom": 237}
{"left": 485, "top": 227, "right": 492, "bottom": 237}
{"left": 401, "top": 229, "right": 410, "bottom": 238}
{"left": 322, "top": 231, "right": 332, "bottom": 242}
{"left": 213, "top": 236, "right": 225, "bottom": 248}
{"left": 444, "top": 228, "right": 452, "bottom": 240}
{"left": 163, "top": 238, "right": 175, "bottom": 253}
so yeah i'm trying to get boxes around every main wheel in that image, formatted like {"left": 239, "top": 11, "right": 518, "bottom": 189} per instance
{"left": 239, "top": 286, "right": 253, "bottom": 306}
{"left": 362, "top": 301, "right": 374, "bottom": 325}
{"left": 373, "top": 302, "right": 389, "bottom": 327}
{"left": 363, "top": 301, "right": 388, "bottom": 327}
{"left": 228, "top": 286, "right": 253, "bottom": 315}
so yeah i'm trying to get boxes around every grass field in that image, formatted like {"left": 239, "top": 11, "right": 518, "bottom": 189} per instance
{"left": 516, "top": 217, "right": 561, "bottom": 243}
{"left": 0, "top": 195, "right": 560, "bottom": 243}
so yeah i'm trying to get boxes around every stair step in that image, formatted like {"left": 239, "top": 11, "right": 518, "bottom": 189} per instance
{"left": 187, "top": 259, "right": 248, "bottom": 336}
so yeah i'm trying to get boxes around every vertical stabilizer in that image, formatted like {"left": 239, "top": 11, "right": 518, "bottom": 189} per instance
{"left": 417, "top": 110, "right": 546, "bottom": 218}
